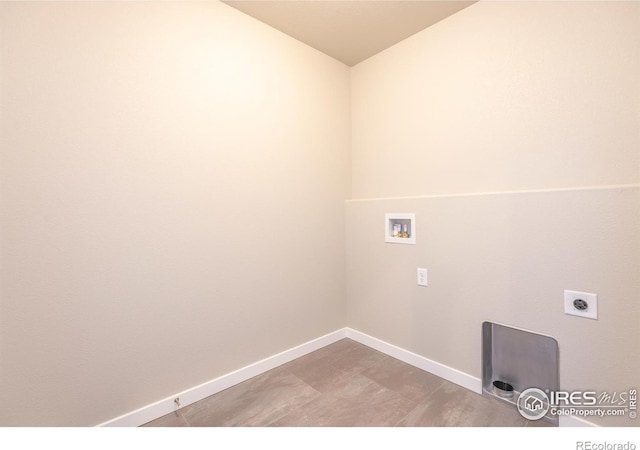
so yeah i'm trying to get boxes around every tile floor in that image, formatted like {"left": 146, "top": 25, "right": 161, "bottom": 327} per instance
{"left": 142, "top": 338, "right": 552, "bottom": 427}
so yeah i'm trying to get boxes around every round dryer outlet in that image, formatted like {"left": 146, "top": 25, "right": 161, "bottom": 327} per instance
{"left": 573, "top": 298, "right": 589, "bottom": 311}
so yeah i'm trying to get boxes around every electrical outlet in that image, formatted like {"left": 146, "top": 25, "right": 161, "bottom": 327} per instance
{"left": 564, "top": 290, "right": 597, "bottom": 320}
{"left": 417, "top": 268, "right": 428, "bottom": 287}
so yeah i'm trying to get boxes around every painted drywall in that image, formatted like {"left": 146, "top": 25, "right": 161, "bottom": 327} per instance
{"left": 348, "top": 1, "right": 640, "bottom": 426}
{"left": 0, "top": 1, "right": 350, "bottom": 426}
{"left": 351, "top": 1, "right": 640, "bottom": 199}
{"left": 346, "top": 188, "right": 640, "bottom": 426}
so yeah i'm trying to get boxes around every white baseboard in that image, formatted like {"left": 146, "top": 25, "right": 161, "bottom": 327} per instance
{"left": 97, "top": 328, "right": 348, "bottom": 427}
{"left": 345, "top": 329, "right": 597, "bottom": 427}
{"left": 345, "top": 328, "right": 482, "bottom": 394}
{"left": 98, "top": 326, "right": 596, "bottom": 428}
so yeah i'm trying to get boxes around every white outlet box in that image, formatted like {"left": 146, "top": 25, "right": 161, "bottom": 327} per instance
{"left": 417, "top": 268, "right": 428, "bottom": 287}
{"left": 564, "top": 290, "right": 598, "bottom": 320}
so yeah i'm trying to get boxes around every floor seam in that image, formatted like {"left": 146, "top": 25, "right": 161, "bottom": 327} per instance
{"left": 280, "top": 364, "right": 325, "bottom": 396}
{"left": 179, "top": 410, "right": 191, "bottom": 427}
{"left": 262, "top": 368, "right": 325, "bottom": 426}
{"left": 144, "top": 340, "right": 533, "bottom": 427}
{"left": 392, "top": 379, "right": 447, "bottom": 427}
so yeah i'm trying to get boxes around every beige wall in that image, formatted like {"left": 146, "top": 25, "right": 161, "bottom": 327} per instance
{"left": 348, "top": 1, "right": 640, "bottom": 426}
{"left": 346, "top": 188, "right": 640, "bottom": 426}
{"left": 351, "top": 1, "right": 640, "bottom": 199}
{"left": 0, "top": 1, "right": 350, "bottom": 426}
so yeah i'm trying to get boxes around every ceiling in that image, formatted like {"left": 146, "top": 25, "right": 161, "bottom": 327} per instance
{"left": 223, "top": 1, "right": 476, "bottom": 66}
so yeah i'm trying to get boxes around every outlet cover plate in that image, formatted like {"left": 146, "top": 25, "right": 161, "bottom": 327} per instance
{"left": 564, "top": 290, "right": 597, "bottom": 320}
{"left": 417, "top": 268, "right": 428, "bottom": 287}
